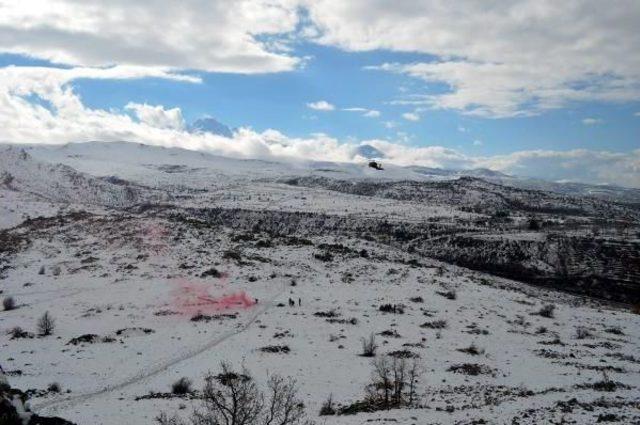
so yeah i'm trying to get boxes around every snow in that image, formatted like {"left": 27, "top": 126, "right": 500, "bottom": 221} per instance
{"left": 0, "top": 141, "right": 639, "bottom": 424}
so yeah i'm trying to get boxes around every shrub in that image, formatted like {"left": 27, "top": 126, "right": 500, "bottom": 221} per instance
{"left": 259, "top": 345, "right": 291, "bottom": 354}
{"left": 360, "top": 333, "right": 377, "bottom": 357}
{"left": 8, "top": 327, "right": 33, "bottom": 340}
{"left": 535, "top": 304, "right": 555, "bottom": 318}
{"left": 457, "top": 343, "right": 484, "bottom": 356}
{"left": 3, "top": 296, "right": 15, "bottom": 311}
{"left": 420, "top": 320, "right": 447, "bottom": 329}
{"left": 47, "top": 382, "right": 61, "bottom": 393}
{"left": 37, "top": 311, "right": 55, "bottom": 336}
{"left": 319, "top": 394, "right": 336, "bottom": 416}
{"left": 222, "top": 250, "right": 242, "bottom": 261}
{"left": 378, "top": 304, "right": 404, "bottom": 314}
{"left": 171, "top": 377, "right": 193, "bottom": 395}
{"left": 313, "top": 251, "right": 333, "bottom": 262}
{"left": 447, "top": 363, "right": 495, "bottom": 376}
{"left": 575, "top": 326, "right": 592, "bottom": 339}
{"left": 528, "top": 218, "right": 541, "bottom": 231}
{"left": 200, "top": 268, "right": 222, "bottom": 278}
{"left": 436, "top": 290, "right": 457, "bottom": 300}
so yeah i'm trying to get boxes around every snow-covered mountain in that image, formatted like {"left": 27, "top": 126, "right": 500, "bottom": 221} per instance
{"left": 187, "top": 117, "right": 233, "bottom": 138}
{"left": 1, "top": 140, "right": 639, "bottom": 425}
{"left": 13, "top": 141, "right": 638, "bottom": 204}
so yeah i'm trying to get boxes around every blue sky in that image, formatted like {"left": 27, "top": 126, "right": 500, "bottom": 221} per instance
{"left": 0, "top": 1, "right": 638, "bottom": 186}
{"left": 6, "top": 44, "right": 637, "bottom": 157}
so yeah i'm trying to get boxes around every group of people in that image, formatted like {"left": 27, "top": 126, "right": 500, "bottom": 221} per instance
{"left": 288, "top": 297, "right": 301, "bottom": 307}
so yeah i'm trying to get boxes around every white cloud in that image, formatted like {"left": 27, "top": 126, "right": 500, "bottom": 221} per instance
{"left": 1, "top": 65, "right": 638, "bottom": 188}
{"left": 478, "top": 149, "right": 640, "bottom": 188}
{"left": 457, "top": 126, "right": 467, "bottom": 133}
{"left": 125, "top": 103, "right": 185, "bottom": 130}
{"left": 2, "top": 1, "right": 638, "bottom": 118}
{"left": 307, "top": 100, "right": 335, "bottom": 111}
{"left": 634, "top": 112, "right": 640, "bottom": 117}
{"left": 402, "top": 112, "right": 420, "bottom": 121}
{"left": 473, "top": 140, "right": 483, "bottom": 146}
{"left": 305, "top": 1, "right": 640, "bottom": 117}
{"left": 343, "top": 107, "right": 380, "bottom": 117}
{"left": 582, "top": 117, "right": 603, "bottom": 125}
{"left": 0, "top": 0, "right": 300, "bottom": 74}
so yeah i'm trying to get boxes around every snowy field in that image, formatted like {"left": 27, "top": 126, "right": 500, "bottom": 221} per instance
{"left": 1, "top": 142, "right": 639, "bottom": 424}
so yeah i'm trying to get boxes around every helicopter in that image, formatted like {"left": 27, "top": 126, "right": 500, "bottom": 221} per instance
{"left": 368, "top": 160, "right": 384, "bottom": 170}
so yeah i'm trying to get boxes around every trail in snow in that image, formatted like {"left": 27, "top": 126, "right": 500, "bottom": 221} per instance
{"left": 34, "top": 281, "right": 285, "bottom": 414}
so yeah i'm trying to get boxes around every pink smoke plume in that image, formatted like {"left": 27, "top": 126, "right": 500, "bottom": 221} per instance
{"left": 170, "top": 278, "right": 256, "bottom": 316}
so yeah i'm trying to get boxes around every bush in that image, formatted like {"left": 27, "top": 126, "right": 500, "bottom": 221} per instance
{"left": 319, "top": 394, "right": 336, "bottom": 416}
{"left": 447, "top": 363, "right": 495, "bottom": 376}
{"left": 47, "top": 382, "right": 61, "bottom": 393}
{"left": 535, "top": 304, "right": 555, "bottom": 318}
{"left": 3, "top": 296, "right": 15, "bottom": 311}
{"left": 37, "top": 311, "right": 55, "bottom": 336}
{"left": 420, "top": 320, "right": 447, "bottom": 329}
{"left": 436, "top": 290, "right": 457, "bottom": 300}
{"left": 8, "top": 327, "right": 33, "bottom": 340}
{"left": 171, "top": 377, "right": 193, "bottom": 395}
{"left": 313, "top": 251, "right": 333, "bottom": 262}
{"left": 528, "top": 218, "right": 541, "bottom": 231}
{"left": 361, "top": 333, "right": 377, "bottom": 357}
{"left": 457, "top": 343, "right": 484, "bottom": 356}
{"left": 575, "top": 326, "right": 592, "bottom": 339}
{"left": 378, "top": 304, "right": 404, "bottom": 314}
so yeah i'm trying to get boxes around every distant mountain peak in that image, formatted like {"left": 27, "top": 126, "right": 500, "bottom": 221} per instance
{"left": 188, "top": 117, "right": 233, "bottom": 138}
{"left": 353, "top": 144, "right": 385, "bottom": 159}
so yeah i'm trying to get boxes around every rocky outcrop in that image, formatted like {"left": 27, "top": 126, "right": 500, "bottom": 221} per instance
{"left": 0, "top": 372, "right": 75, "bottom": 425}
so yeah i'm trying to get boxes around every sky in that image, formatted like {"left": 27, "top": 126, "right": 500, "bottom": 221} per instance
{"left": 0, "top": 0, "right": 638, "bottom": 187}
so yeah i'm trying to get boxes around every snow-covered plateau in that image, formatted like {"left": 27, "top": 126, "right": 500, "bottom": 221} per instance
{"left": 1, "top": 141, "right": 639, "bottom": 424}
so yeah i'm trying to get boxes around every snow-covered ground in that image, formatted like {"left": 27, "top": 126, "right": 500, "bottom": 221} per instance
{"left": 1, "top": 141, "right": 639, "bottom": 424}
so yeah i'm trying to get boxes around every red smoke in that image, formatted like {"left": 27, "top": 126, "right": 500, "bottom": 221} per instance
{"left": 170, "top": 278, "right": 256, "bottom": 316}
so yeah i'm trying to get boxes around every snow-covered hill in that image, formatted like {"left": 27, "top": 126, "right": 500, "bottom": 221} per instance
{"left": 12, "top": 141, "right": 640, "bottom": 204}
{"left": 0, "top": 146, "right": 169, "bottom": 207}
{"left": 1, "top": 140, "right": 639, "bottom": 425}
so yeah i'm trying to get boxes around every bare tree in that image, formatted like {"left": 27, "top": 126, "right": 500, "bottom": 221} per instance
{"left": 157, "top": 362, "right": 312, "bottom": 425}
{"left": 365, "top": 355, "right": 423, "bottom": 410}
{"left": 262, "top": 374, "right": 306, "bottom": 425}
{"left": 360, "top": 333, "right": 377, "bottom": 357}
{"left": 367, "top": 355, "right": 392, "bottom": 409}
{"left": 406, "top": 359, "right": 424, "bottom": 406}
{"left": 37, "top": 311, "right": 55, "bottom": 336}
{"left": 193, "top": 362, "right": 263, "bottom": 425}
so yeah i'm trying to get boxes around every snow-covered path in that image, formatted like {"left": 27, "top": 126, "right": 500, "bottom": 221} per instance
{"left": 35, "top": 280, "right": 286, "bottom": 414}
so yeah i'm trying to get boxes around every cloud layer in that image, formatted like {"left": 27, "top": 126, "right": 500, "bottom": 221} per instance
{"left": 0, "top": 66, "right": 638, "bottom": 188}
{"left": 309, "top": 1, "right": 640, "bottom": 117}
{"left": 0, "top": 0, "right": 300, "bottom": 73}
{"left": 3, "top": 1, "right": 639, "bottom": 117}
{"left": 0, "top": 2, "right": 638, "bottom": 187}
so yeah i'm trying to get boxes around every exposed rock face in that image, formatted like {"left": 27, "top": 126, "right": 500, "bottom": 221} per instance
{"left": 0, "top": 373, "right": 75, "bottom": 425}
